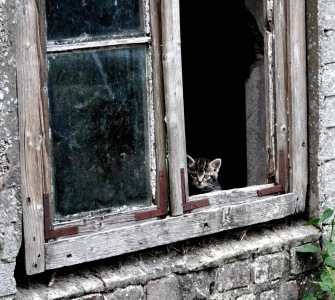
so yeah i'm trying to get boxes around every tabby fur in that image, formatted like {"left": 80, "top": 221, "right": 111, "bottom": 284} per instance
{"left": 187, "top": 155, "right": 222, "bottom": 196}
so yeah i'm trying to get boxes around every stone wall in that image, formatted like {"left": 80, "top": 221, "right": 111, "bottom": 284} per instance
{"left": 15, "top": 221, "right": 320, "bottom": 300}
{"left": 307, "top": 0, "right": 335, "bottom": 238}
{"left": 0, "top": 0, "right": 21, "bottom": 297}
{"left": 314, "top": 0, "right": 335, "bottom": 214}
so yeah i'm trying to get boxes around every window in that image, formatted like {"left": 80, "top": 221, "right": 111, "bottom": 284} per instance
{"left": 181, "top": 1, "right": 267, "bottom": 189}
{"left": 17, "top": 0, "right": 307, "bottom": 275}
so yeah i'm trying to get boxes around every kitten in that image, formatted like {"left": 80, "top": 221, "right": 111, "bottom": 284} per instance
{"left": 187, "top": 155, "right": 222, "bottom": 196}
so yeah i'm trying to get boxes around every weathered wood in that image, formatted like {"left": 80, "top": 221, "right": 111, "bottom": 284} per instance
{"left": 17, "top": 0, "right": 49, "bottom": 275}
{"left": 264, "top": 0, "right": 276, "bottom": 181}
{"left": 273, "top": 0, "right": 289, "bottom": 190}
{"left": 45, "top": 192, "right": 295, "bottom": 269}
{"left": 18, "top": 0, "right": 308, "bottom": 276}
{"left": 47, "top": 37, "right": 151, "bottom": 53}
{"left": 161, "top": 0, "right": 185, "bottom": 216}
{"left": 52, "top": 184, "right": 275, "bottom": 236}
{"left": 150, "top": 0, "right": 167, "bottom": 205}
{"left": 190, "top": 184, "right": 274, "bottom": 207}
{"left": 287, "top": 0, "right": 308, "bottom": 212}
{"left": 263, "top": 0, "right": 307, "bottom": 207}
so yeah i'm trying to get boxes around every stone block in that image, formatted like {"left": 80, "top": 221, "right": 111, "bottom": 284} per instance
{"left": 290, "top": 243, "right": 322, "bottom": 274}
{"left": 0, "top": 224, "right": 20, "bottom": 260}
{"left": 321, "top": 63, "right": 335, "bottom": 96}
{"left": 215, "top": 288, "right": 255, "bottom": 300}
{"left": 279, "top": 281, "right": 299, "bottom": 300}
{"left": 320, "top": 33, "right": 335, "bottom": 65}
{"left": 259, "top": 289, "right": 277, "bottom": 300}
{"left": 0, "top": 263, "right": 16, "bottom": 297}
{"left": 236, "top": 294, "right": 257, "bottom": 300}
{"left": 0, "top": 189, "right": 18, "bottom": 225}
{"left": 252, "top": 252, "right": 288, "bottom": 284}
{"left": 319, "top": 1, "right": 335, "bottom": 29}
{"left": 217, "top": 259, "right": 251, "bottom": 291}
{"left": 105, "top": 286, "right": 144, "bottom": 300}
{"left": 179, "top": 270, "right": 215, "bottom": 300}
{"left": 320, "top": 160, "right": 335, "bottom": 194}
{"left": 72, "top": 294, "right": 104, "bottom": 300}
{"left": 319, "top": 129, "right": 335, "bottom": 162}
{"left": 147, "top": 275, "right": 181, "bottom": 300}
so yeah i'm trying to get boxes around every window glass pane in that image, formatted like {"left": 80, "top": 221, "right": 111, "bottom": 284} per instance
{"left": 46, "top": 0, "right": 144, "bottom": 41}
{"left": 48, "top": 46, "right": 151, "bottom": 218}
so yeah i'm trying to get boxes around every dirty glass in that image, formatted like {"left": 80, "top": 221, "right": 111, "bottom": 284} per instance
{"left": 48, "top": 46, "right": 151, "bottom": 217}
{"left": 46, "top": 0, "right": 144, "bottom": 41}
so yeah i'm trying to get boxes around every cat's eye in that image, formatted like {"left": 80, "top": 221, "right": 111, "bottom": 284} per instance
{"left": 204, "top": 174, "right": 210, "bottom": 179}
{"left": 190, "top": 173, "right": 197, "bottom": 178}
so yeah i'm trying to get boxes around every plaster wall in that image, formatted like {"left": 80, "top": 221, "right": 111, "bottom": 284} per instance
{"left": 0, "top": 0, "right": 21, "bottom": 297}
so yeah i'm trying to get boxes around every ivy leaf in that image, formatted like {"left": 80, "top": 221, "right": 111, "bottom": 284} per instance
{"left": 304, "top": 218, "right": 320, "bottom": 226}
{"left": 301, "top": 293, "right": 318, "bottom": 300}
{"left": 320, "top": 270, "right": 331, "bottom": 281}
{"left": 296, "top": 244, "right": 319, "bottom": 253}
{"left": 324, "top": 240, "right": 335, "bottom": 256}
{"left": 318, "top": 280, "right": 332, "bottom": 292}
{"left": 324, "top": 256, "right": 335, "bottom": 268}
{"left": 320, "top": 209, "right": 334, "bottom": 223}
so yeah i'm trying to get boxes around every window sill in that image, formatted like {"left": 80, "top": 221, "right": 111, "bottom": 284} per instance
{"left": 45, "top": 184, "right": 296, "bottom": 270}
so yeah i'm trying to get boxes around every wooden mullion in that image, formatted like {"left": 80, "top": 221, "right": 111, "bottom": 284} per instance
{"left": 149, "top": 0, "right": 167, "bottom": 208}
{"left": 18, "top": 0, "right": 49, "bottom": 275}
{"left": 273, "top": 0, "right": 289, "bottom": 191}
{"left": 287, "top": 0, "right": 308, "bottom": 212}
{"left": 161, "top": 0, "right": 185, "bottom": 216}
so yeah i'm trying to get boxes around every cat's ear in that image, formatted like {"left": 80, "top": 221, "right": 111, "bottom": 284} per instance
{"left": 211, "top": 158, "right": 221, "bottom": 171}
{"left": 187, "top": 155, "right": 195, "bottom": 166}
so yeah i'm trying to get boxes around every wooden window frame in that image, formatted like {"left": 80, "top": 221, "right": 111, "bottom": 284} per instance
{"left": 17, "top": 0, "right": 307, "bottom": 275}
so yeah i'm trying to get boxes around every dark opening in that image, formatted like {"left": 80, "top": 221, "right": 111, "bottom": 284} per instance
{"left": 180, "top": 0, "right": 264, "bottom": 190}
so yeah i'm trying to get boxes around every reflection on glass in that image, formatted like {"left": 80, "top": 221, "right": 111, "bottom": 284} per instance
{"left": 48, "top": 46, "right": 151, "bottom": 217}
{"left": 46, "top": 0, "right": 144, "bottom": 41}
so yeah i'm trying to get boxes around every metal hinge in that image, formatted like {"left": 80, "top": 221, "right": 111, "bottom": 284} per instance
{"left": 43, "top": 193, "right": 79, "bottom": 241}
{"left": 135, "top": 172, "right": 168, "bottom": 220}
{"left": 257, "top": 149, "right": 286, "bottom": 196}
{"left": 136, "top": 167, "right": 210, "bottom": 220}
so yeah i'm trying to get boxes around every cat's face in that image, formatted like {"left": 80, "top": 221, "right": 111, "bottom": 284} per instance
{"left": 187, "top": 155, "right": 221, "bottom": 192}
